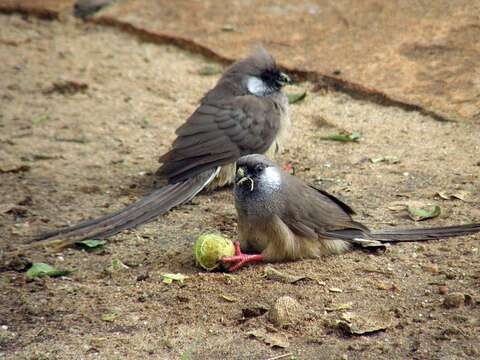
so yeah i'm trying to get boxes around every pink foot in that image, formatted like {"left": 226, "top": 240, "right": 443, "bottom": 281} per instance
{"left": 221, "top": 242, "right": 264, "bottom": 272}
{"left": 282, "top": 163, "right": 295, "bottom": 175}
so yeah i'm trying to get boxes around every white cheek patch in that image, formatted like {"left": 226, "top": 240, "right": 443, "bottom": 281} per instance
{"left": 260, "top": 166, "right": 282, "bottom": 192}
{"left": 247, "top": 76, "right": 267, "bottom": 96}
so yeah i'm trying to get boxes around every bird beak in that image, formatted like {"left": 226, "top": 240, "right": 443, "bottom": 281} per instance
{"left": 235, "top": 167, "right": 255, "bottom": 191}
{"left": 278, "top": 72, "right": 292, "bottom": 86}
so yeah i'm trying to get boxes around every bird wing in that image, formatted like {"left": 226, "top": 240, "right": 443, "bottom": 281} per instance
{"left": 280, "top": 177, "right": 368, "bottom": 240}
{"left": 157, "top": 95, "right": 282, "bottom": 183}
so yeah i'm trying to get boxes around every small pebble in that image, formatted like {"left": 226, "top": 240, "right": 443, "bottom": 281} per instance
{"left": 268, "top": 296, "right": 303, "bottom": 327}
{"left": 423, "top": 263, "right": 439, "bottom": 274}
{"left": 443, "top": 292, "right": 465, "bottom": 308}
{"left": 136, "top": 272, "right": 149, "bottom": 282}
{"left": 438, "top": 286, "right": 448, "bottom": 295}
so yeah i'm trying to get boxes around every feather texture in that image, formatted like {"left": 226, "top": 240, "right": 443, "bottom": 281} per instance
{"left": 234, "top": 154, "right": 480, "bottom": 262}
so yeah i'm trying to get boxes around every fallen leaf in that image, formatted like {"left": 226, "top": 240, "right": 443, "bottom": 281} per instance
{"left": 336, "top": 313, "right": 390, "bottom": 335}
{"left": 26, "top": 263, "right": 73, "bottom": 279}
{"left": 376, "top": 282, "right": 398, "bottom": 291}
{"left": 388, "top": 204, "right": 407, "bottom": 211}
{"left": 54, "top": 136, "right": 89, "bottom": 144}
{"left": 325, "top": 303, "right": 353, "bottom": 312}
{"left": 321, "top": 132, "right": 361, "bottom": 142}
{"left": 77, "top": 239, "right": 106, "bottom": 249}
{"left": 329, "top": 287, "right": 343, "bottom": 293}
{"left": 0, "top": 164, "right": 30, "bottom": 173}
{"left": 247, "top": 329, "right": 289, "bottom": 348}
{"left": 407, "top": 204, "right": 441, "bottom": 221}
{"left": 111, "top": 259, "right": 129, "bottom": 270}
{"left": 221, "top": 25, "right": 236, "bottom": 32}
{"left": 161, "top": 273, "right": 187, "bottom": 284}
{"left": 0, "top": 203, "right": 16, "bottom": 214}
{"left": 221, "top": 295, "right": 238, "bottom": 303}
{"left": 287, "top": 91, "right": 307, "bottom": 104}
{"left": 370, "top": 156, "right": 400, "bottom": 164}
{"left": 101, "top": 310, "right": 119, "bottom": 322}
{"left": 198, "top": 65, "right": 222, "bottom": 76}
{"left": 104, "top": 259, "right": 129, "bottom": 275}
{"left": 436, "top": 191, "right": 469, "bottom": 202}
{"left": 21, "top": 154, "right": 60, "bottom": 162}
{"left": 361, "top": 267, "right": 394, "bottom": 276}
{"left": 263, "top": 266, "right": 309, "bottom": 284}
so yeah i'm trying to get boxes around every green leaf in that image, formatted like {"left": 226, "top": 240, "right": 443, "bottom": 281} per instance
{"left": 198, "top": 65, "right": 222, "bottom": 76}
{"left": 102, "top": 310, "right": 119, "bottom": 322}
{"left": 161, "top": 273, "right": 188, "bottom": 284}
{"left": 111, "top": 259, "right": 129, "bottom": 270}
{"left": 407, "top": 205, "right": 441, "bottom": 221}
{"left": 287, "top": 91, "right": 307, "bottom": 104}
{"left": 322, "top": 132, "right": 361, "bottom": 142}
{"left": 370, "top": 156, "right": 400, "bottom": 164}
{"left": 77, "top": 239, "right": 106, "bottom": 249}
{"left": 26, "top": 263, "right": 73, "bottom": 279}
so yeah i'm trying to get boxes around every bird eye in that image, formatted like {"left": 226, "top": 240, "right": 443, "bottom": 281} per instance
{"left": 254, "top": 164, "right": 264, "bottom": 173}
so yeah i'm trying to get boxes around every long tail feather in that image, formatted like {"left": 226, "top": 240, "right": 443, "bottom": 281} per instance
{"left": 30, "top": 168, "right": 220, "bottom": 246}
{"left": 324, "top": 223, "right": 480, "bottom": 243}
{"left": 369, "top": 223, "right": 480, "bottom": 242}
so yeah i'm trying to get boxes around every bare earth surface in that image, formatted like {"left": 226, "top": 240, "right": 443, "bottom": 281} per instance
{"left": 95, "top": 0, "right": 480, "bottom": 122}
{"left": 1, "top": 14, "right": 479, "bottom": 360}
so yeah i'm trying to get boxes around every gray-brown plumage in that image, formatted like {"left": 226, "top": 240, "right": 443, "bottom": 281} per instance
{"left": 227, "top": 154, "right": 480, "bottom": 269}
{"left": 33, "top": 49, "right": 291, "bottom": 246}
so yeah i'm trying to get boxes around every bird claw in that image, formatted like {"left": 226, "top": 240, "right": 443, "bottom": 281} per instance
{"left": 282, "top": 163, "right": 295, "bottom": 175}
{"left": 221, "top": 241, "right": 264, "bottom": 271}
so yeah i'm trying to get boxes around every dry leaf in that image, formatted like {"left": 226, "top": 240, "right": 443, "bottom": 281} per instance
{"left": 370, "top": 156, "right": 400, "bottom": 164}
{"left": 325, "top": 303, "right": 353, "bottom": 312}
{"left": 436, "top": 191, "right": 470, "bottom": 202}
{"left": 0, "top": 163, "right": 30, "bottom": 173}
{"left": 329, "top": 287, "right": 343, "bottom": 293}
{"left": 263, "top": 266, "right": 310, "bottom": 284}
{"left": 0, "top": 203, "right": 16, "bottom": 214}
{"left": 376, "top": 282, "right": 398, "bottom": 291}
{"left": 247, "top": 329, "right": 289, "bottom": 348}
{"left": 221, "top": 295, "right": 237, "bottom": 302}
{"left": 321, "top": 131, "right": 361, "bottom": 142}
{"left": 336, "top": 313, "right": 390, "bottom": 335}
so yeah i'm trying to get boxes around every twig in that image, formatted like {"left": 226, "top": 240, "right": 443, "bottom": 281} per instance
{"left": 265, "top": 353, "right": 293, "bottom": 360}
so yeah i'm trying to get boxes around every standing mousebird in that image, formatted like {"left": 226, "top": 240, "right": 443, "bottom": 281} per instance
{"left": 222, "top": 154, "right": 480, "bottom": 271}
{"left": 33, "top": 49, "right": 291, "bottom": 247}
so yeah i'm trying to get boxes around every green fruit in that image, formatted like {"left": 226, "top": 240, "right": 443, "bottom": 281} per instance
{"left": 194, "top": 233, "right": 235, "bottom": 271}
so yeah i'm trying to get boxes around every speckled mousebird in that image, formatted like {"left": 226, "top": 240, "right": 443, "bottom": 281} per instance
{"left": 34, "top": 49, "right": 291, "bottom": 245}
{"left": 222, "top": 154, "right": 480, "bottom": 271}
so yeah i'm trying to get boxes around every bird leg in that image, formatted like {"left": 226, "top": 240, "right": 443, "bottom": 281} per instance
{"left": 221, "top": 242, "right": 264, "bottom": 271}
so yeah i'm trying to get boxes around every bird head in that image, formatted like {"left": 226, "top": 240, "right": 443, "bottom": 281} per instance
{"left": 235, "top": 154, "right": 282, "bottom": 193}
{"left": 222, "top": 48, "right": 291, "bottom": 97}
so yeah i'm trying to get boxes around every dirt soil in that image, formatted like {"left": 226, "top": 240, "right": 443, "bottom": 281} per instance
{"left": 0, "top": 14, "right": 479, "bottom": 360}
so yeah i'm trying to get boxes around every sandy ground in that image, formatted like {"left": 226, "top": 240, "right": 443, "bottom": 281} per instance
{"left": 0, "top": 14, "right": 479, "bottom": 360}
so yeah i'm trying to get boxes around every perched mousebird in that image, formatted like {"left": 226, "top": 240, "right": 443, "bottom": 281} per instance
{"left": 222, "top": 154, "right": 480, "bottom": 271}
{"left": 34, "top": 49, "right": 291, "bottom": 247}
